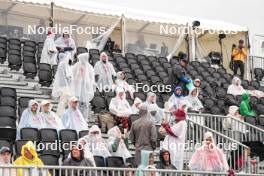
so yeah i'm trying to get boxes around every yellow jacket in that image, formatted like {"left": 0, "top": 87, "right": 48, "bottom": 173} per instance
{"left": 232, "top": 47, "right": 247, "bottom": 62}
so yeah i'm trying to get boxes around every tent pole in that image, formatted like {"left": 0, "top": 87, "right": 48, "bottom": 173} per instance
{"left": 50, "top": 1, "right": 54, "bottom": 27}
{"left": 121, "top": 14, "right": 126, "bottom": 57}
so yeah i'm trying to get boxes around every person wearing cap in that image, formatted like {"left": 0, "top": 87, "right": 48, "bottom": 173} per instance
{"left": 0, "top": 147, "right": 16, "bottom": 176}
{"left": 55, "top": 31, "right": 76, "bottom": 61}
{"left": 61, "top": 97, "right": 88, "bottom": 133}
{"left": 40, "top": 100, "right": 64, "bottom": 131}
{"left": 72, "top": 53, "right": 95, "bottom": 121}
{"left": 52, "top": 52, "right": 74, "bottom": 118}
{"left": 162, "top": 108, "right": 187, "bottom": 170}
{"left": 144, "top": 92, "right": 164, "bottom": 124}
{"left": 94, "top": 52, "right": 117, "bottom": 92}
{"left": 129, "top": 105, "right": 157, "bottom": 165}
{"left": 114, "top": 71, "right": 135, "bottom": 99}
{"left": 109, "top": 87, "right": 133, "bottom": 130}
{"left": 40, "top": 30, "right": 58, "bottom": 66}
{"left": 232, "top": 40, "right": 248, "bottom": 78}
{"left": 17, "top": 100, "right": 44, "bottom": 139}
{"left": 167, "top": 86, "right": 184, "bottom": 112}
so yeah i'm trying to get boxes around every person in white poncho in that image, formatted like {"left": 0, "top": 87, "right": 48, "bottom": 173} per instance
{"left": 184, "top": 87, "right": 204, "bottom": 113}
{"left": 61, "top": 97, "right": 88, "bottom": 133}
{"left": 39, "top": 100, "right": 64, "bottom": 131}
{"left": 94, "top": 52, "right": 116, "bottom": 92}
{"left": 109, "top": 87, "right": 133, "bottom": 130}
{"left": 84, "top": 125, "right": 111, "bottom": 158}
{"left": 55, "top": 31, "right": 76, "bottom": 61}
{"left": 16, "top": 100, "right": 44, "bottom": 139}
{"left": 72, "top": 53, "right": 95, "bottom": 121}
{"left": 114, "top": 71, "right": 135, "bottom": 99}
{"left": 52, "top": 53, "right": 74, "bottom": 117}
{"left": 40, "top": 31, "right": 58, "bottom": 66}
{"left": 107, "top": 126, "right": 131, "bottom": 162}
{"left": 144, "top": 92, "right": 164, "bottom": 124}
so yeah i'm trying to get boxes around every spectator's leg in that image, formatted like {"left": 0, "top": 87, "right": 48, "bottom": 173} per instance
{"left": 56, "top": 93, "right": 69, "bottom": 118}
{"left": 98, "top": 115, "right": 107, "bottom": 133}
{"left": 233, "top": 60, "right": 239, "bottom": 76}
{"left": 106, "top": 114, "right": 115, "bottom": 132}
{"left": 240, "top": 61, "right": 245, "bottom": 79}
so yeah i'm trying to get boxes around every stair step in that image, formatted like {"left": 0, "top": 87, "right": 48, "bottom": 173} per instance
{"left": 0, "top": 85, "right": 34, "bottom": 90}
{"left": 16, "top": 89, "right": 43, "bottom": 95}
{"left": 17, "top": 93, "right": 51, "bottom": 99}
{"left": 0, "top": 73, "right": 12, "bottom": 78}
{"left": 0, "top": 80, "right": 28, "bottom": 86}
{"left": 0, "top": 77, "right": 19, "bottom": 81}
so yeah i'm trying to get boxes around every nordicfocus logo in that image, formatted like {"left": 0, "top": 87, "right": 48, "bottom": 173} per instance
{"left": 27, "top": 24, "right": 107, "bottom": 35}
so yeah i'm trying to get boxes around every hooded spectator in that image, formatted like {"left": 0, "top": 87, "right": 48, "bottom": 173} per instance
{"left": 114, "top": 71, "right": 135, "bottom": 99}
{"left": 167, "top": 86, "right": 184, "bottom": 112}
{"left": 227, "top": 77, "right": 246, "bottom": 96}
{"left": 144, "top": 92, "right": 164, "bottom": 124}
{"left": 131, "top": 97, "right": 143, "bottom": 114}
{"left": 40, "top": 31, "right": 57, "bottom": 66}
{"left": 184, "top": 87, "right": 204, "bottom": 113}
{"left": 55, "top": 31, "right": 76, "bottom": 60}
{"left": 239, "top": 93, "right": 256, "bottom": 117}
{"left": 156, "top": 149, "right": 176, "bottom": 170}
{"left": 136, "top": 150, "right": 156, "bottom": 176}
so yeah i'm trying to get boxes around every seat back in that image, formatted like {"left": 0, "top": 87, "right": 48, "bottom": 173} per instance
{"left": 106, "top": 156, "right": 124, "bottom": 167}
{"left": 0, "top": 128, "right": 16, "bottom": 141}
{"left": 40, "top": 128, "right": 58, "bottom": 142}
{"left": 79, "top": 130, "right": 89, "bottom": 138}
{"left": 39, "top": 154, "right": 59, "bottom": 165}
{"left": 94, "top": 156, "right": 105, "bottom": 167}
{"left": 20, "top": 128, "right": 39, "bottom": 142}
{"left": 0, "top": 106, "right": 16, "bottom": 118}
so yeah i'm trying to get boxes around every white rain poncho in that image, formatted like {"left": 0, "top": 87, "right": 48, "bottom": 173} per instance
{"left": 227, "top": 77, "right": 246, "bottom": 96}
{"left": 84, "top": 125, "right": 111, "bottom": 158}
{"left": 94, "top": 52, "right": 116, "bottom": 91}
{"left": 114, "top": 71, "right": 135, "bottom": 98}
{"left": 107, "top": 126, "right": 131, "bottom": 161}
{"left": 184, "top": 87, "right": 204, "bottom": 112}
{"left": 72, "top": 53, "right": 95, "bottom": 104}
{"left": 61, "top": 101, "right": 88, "bottom": 133}
{"left": 52, "top": 53, "right": 74, "bottom": 98}
{"left": 109, "top": 87, "right": 133, "bottom": 117}
{"left": 16, "top": 100, "right": 44, "bottom": 139}
{"left": 40, "top": 33, "right": 58, "bottom": 66}
{"left": 144, "top": 92, "right": 164, "bottom": 124}
{"left": 189, "top": 132, "right": 229, "bottom": 172}
{"left": 167, "top": 86, "right": 184, "bottom": 111}
{"left": 55, "top": 31, "right": 76, "bottom": 60}
{"left": 131, "top": 97, "right": 143, "bottom": 114}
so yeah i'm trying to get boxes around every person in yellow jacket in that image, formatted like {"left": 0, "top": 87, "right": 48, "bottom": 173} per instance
{"left": 232, "top": 40, "right": 247, "bottom": 79}
{"left": 13, "top": 141, "right": 50, "bottom": 176}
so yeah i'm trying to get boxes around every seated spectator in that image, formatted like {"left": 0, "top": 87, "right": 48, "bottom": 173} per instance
{"left": 136, "top": 150, "right": 157, "bottom": 176}
{"left": 131, "top": 97, "right": 143, "bottom": 114}
{"left": 109, "top": 87, "right": 133, "bottom": 130}
{"left": 114, "top": 71, "right": 135, "bottom": 99}
{"left": 84, "top": 125, "right": 111, "bottom": 158}
{"left": 13, "top": 141, "right": 49, "bottom": 176}
{"left": 107, "top": 126, "right": 131, "bottom": 161}
{"left": 55, "top": 31, "right": 76, "bottom": 61}
{"left": 40, "top": 100, "right": 64, "bottom": 131}
{"left": 189, "top": 132, "right": 229, "bottom": 172}
{"left": 156, "top": 149, "right": 176, "bottom": 170}
{"left": 0, "top": 147, "right": 16, "bottom": 176}
{"left": 63, "top": 144, "right": 95, "bottom": 175}
{"left": 184, "top": 87, "right": 204, "bottom": 113}
{"left": 62, "top": 97, "right": 88, "bottom": 133}
{"left": 167, "top": 86, "right": 184, "bottom": 112}
{"left": 77, "top": 138, "right": 96, "bottom": 166}
{"left": 193, "top": 79, "right": 206, "bottom": 98}
{"left": 227, "top": 77, "right": 246, "bottom": 96}
{"left": 17, "top": 100, "right": 44, "bottom": 139}
{"left": 239, "top": 93, "right": 256, "bottom": 117}
{"left": 144, "top": 92, "right": 164, "bottom": 124}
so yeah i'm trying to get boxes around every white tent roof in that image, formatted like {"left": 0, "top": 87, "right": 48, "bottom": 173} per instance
{"left": 9, "top": 0, "right": 248, "bottom": 32}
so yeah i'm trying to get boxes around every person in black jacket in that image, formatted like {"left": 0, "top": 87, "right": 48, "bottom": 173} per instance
{"left": 156, "top": 149, "right": 177, "bottom": 170}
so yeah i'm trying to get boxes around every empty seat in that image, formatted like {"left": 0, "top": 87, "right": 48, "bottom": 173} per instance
{"left": 251, "top": 80, "right": 260, "bottom": 89}
{"left": 18, "top": 97, "right": 32, "bottom": 108}
{"left": 9, "top": 38, "right": 21, "bottom": 45}
{"left": 79, "top": 130, "right": 89, "bottom": 138}
{"left": 0, "top": 139, "right": 12, "bottom": 149}
{"left": 127, "top": 58, "right": 137, "bottom": 65}
{"left": 0, "top": 96, "right": 16, "bottom": 108}
{"left": 130, "top": 64, "right": 140, "bottom": 70}
{"left": 20, "top": 128, "right": 39, "bottom": 142}
{"left": 217, "top": 67, "right": 226, "bottom": 75}
{"left": 244, "top": 116, "right": 256, "bottom": 125}
{"left": 201, "top": 62, "right": 210, "bottom": 68}
{"left": 0, "top": 87, "right": 17, "bottom": 98}
{"left": 60, "top": 129, "right": 78, "bottom": 143}
{"left": 39, "top": 128, "right": 58, "bottom": 142}
{"left": 241, "top": 80, "right": 249, "bottom": 89}
{"left": 191, "top": 61, "right": 200, "bottom": 67}
{"left": 23, "top": 56, "right": 36, "bottom": 64}
{"left": 116, "top": 56, "right": 126, "bottom": 63}
{"left": 0, "top": 128, "right": 16, "bottom": 141}
{"left": 136, "top": 54, "right": 147, "bottom": 61}
{"left": 39, "top": 154, "right": 59, "bottom": 165}
{"left": 77, "top": 47, "right": 88, "bottom": 55}
{"left": 23, "top": 62, "right": 37, "bottom": 79}
{"left": 38, "top": 63, "right": 53, "bottom": 87}
{"left": 15, "top": 140, "right": 29, "bottom": 156}
{"left": 8, "top": 54, "right": 22, "bottom": 71}
{"left": 146, "top": 70, "right": 156, "bottom": 78}
{"left": 0, "top": 117, "right": 16, "bottom": 128}
{"left": 254, "top": 68, "right": 264, "bottom": 81}
{"left": 147, "top": 56, "right": 157, "bottom": 63}
{"left": 0, "top": 106, "right": 16, "bottom": 118}
{"left": 126, "top": 157, "right": 136, "bottom": 167}
{"left": 134, "top": 92, "right": 146, "bottom": 100}
{"left": 106, "top": 156, "right": 124, "bottom": 167}
{"left": 89, "top": 49, "right": 99, "bottom": 55}
{"left": 94, "top": 155, "right": 105, "bottom": 167}
{"left": 137, "top": 75, "right": 148, "bottom": 82}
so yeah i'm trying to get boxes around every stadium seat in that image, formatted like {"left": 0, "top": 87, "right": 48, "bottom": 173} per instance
{"left": 136, "top": 54, "right": 147, "bottom": 61}
{"left": 212, "top": 72, "right": 221, "bottom": 79}
{"left": 8, "top": 38, "right": 21, "bottom": 45}
{"left": 20, "top": 128, "right": 39, "bottom": 142}
{"left": 150, "top": 76, "right": 161, "bottom": 85}
{"left": 0, "top": 87, "right": 17, "bottom": 98}
{"left": 217, "top": 67, "right": 227, "bottom": 75}
{"left": 140, "top": 60, "right": 150, "bottom": 66}
{"left": 244, "top": 116, "right": 256, "bottom": 125}
{"left": 0, "top": 139, "right": 12, "bottom": 149}
{"left": 116, "top": 56, "right": 126, "bottom": 64}
{"left": 0, "top": 106, "right": 16, "bottom": 118}
{"left": 23, "top": 56, "right": 36, "bottom": 64}
{"left": 130, "top": 63, "right": 140, "bottom": 70}
{"left": 201, "top": 62, "right": 210, "bottom": 68}
{"left": 89, "top": 49, "right": 99, "bottom": 55}
{"left": 118, "top": 62, "right": 129, "bottom": 70}
{"left": 0, "top": 96, "right": 16, "bottom": 108}
{"left": 0, "top": 117, "right": 16, "bottom": 128}
{"left": 125, "top": 73, "right": 134, "bottom": 80}
{"left": 18, "top": 107, "right": 27, "bottom": 118}
{"left": 0, "top": 128, "right": 16, "bottom": 141}
{"left": 0, "top": 37, "right": 7, "bottom": 64}
{"left": 207, "top": 67, "right": 216, "bottom": 74}
{"left": 255, "top": 104, "right": 264, "bottom": 115}
{"left": 236, "top": 95, "right": 243, "bottom": 103}
{"left": 8, "top": 54, "right": 22, "bottom": 71}
{"left": 15, "top": 140, "right": 29, "bottom": 157}
{"left": 170, "top": 57, "right": 179, "bottom": 65}
{"left": 147, "top": 56, "right": 157, "bottom": 63}
{"left": 134, "top": 92, "right": 146, "bottom": 100}
{"left": 251, "top": 80, "right": 260, "bottom": 89}
{"left": 126, "top": 157, "right": 136, "bottom": 167}
{"left": 191, "top": 61, "right": 200, "bottom": 67}
{"left": 39, "top": 154, "right": 59, "bottom": 165}
{"left": 146, "top": 70, "right": 156, "bottom": 78}
{"left": 94, "top": 155, "right": 105, "bottom": 167}
{"left": 134, "top": 69, "right": 144, "bottom": 75}
{"left": 151, "top": 61, "right": 160, "bottom": 68}
{"left": 60, "top": 129, "right": 78, "bottom": 143}
{"left": 127, "top": 58, "right": 137, "bottom": 65}
{"left": 254, "top": 68, "right": 264, "bottom": 81}
{"left": 250, "top": 96, "right": 258, "bottom": 109}
{"left": 77, "top": 47, "right": 88, "bottom": 55}
{"left": 155, "top": 66, "right": 165, "bottom": 73}
{"left": 79, "top": 130, "right": 89, "bottom": 138}
{"left": 52, "top": 65, "right": 58, "bottom": 77}
{"left": 23, "top": 62, "right": 37, "bottom": 79}
{"left": 210, "top": 106, "right": 222, "bottom": 115}
{"left": 38, "top": 63, "right": 53, "bottom": 87}
{"left": 106, "top": 156, "right": 124, "bottom": 167}
{"left": 196, "top": 66, "right": 205, "bottom": 73}
{"left": 18, "top": 97, "right": 32, "bottom": 108}
{"left": 224, "top": 94, "right": 238, "bottom": 106}
{"left": 39, "top": 128, "right": 58, "bottom": 142}
{"left": 241, "top": 80, "right": 249, "bottom": 89}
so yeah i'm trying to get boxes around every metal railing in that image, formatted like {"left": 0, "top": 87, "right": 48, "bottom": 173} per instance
{"left": 249, "top": 55, "right": 264, "bottom": 80}
{"left": 188, "top": 113, "right": 264, "bottom": 142}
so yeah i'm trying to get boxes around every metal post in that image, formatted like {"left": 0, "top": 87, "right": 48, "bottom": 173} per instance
{"left": 50, "top": 1, "right": 54, "bottom": 27}
{"left": 121, "top": 14, "right": 126, "bottom": 57}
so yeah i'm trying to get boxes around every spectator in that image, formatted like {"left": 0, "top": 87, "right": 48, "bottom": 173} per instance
{"left": 144, "top": 92, "right": 164, "bottom": 124}
{"left": 72, "top": 53, "right": 95, "bottom": 121}
{"left": 156, "top": 149, "right": 176, "bottom": 170}
{"left": 52, "top": 53, "right": 74, "bottom": 117}
{"left": 193, "top": 79, "right": 206, "bottom": 98}
{"left": 94, "top": 52, "right": 116, "bottom": 92}
{"left": 74, "top": 138, "right": 96, "bottom": 166}
{"left": 16, "top": 100, "right": 44, "bottom": 139}
{"left": 62, "top": 144, "right": 95, "bottom": 176}
{"left": 109, "top": 87, "right": 133, "bottom": 130}
{"left": 129, "top": 105, "right": 157, "bottom": 165}
{"left": 13, "top": 141, "right": 49, "bottom": 176}
{"left": 227, "top": 77, "right": 246, "bottom": 96}
{"left": 136, "top": 150, "right": 157, "bottom": 176}
{"left": 0, "top": 147, "right": 16, "bottom": 176}
{"left": 167, "top": 86, "right": 184, "bottom": 112}
{"left": 40, "top": 100, "right": 64, "bottom": 130}
{"left": 189, "top": 132, "right": 229, "bottom": 172}
{"left": 61, "top": 97, "right": 88, "bottom": 133}
{"left": 239, "top": 93, "right": 256, "bottom": 117}
{"left": 162, "top": 108, "right": 187, "bottom": 170}
{"left": 232, "top": 40, "right": 247, "bottom": 79}
{"left": 84, "top": 125, "right": 111, "bottom": 158}
{"left": 184, "top": 87, "right": 204, "bottom": 113}
{"left": 55, "top": 31, "right": 76, "bottom": 61}
{"left": 107, "top": 126, "right": 131, "bottom": 161}
{"left": 40, "top": 30, "right": 57, "bottom": 66}
{"left": 131, "top": 97, "right": 143, "bottom": 114}
{"left": 114, "top": 71, "right": 135, "bottom": 99}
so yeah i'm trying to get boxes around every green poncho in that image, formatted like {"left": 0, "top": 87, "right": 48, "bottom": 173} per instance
{"left": 239, "top": 93, "right": 256, "bottom": 117}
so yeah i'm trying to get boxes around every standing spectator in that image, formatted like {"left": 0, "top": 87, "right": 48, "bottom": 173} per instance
{"left": 167, "top": 86, "right": 184, "bottom": 112}
{"left": 0, "top": 147, "right": 16, "bottom": 176}
{"left": 189, "top": 132, "right": 229, "bottom": 172}
{"left": 40, "top": 100, "right": 64, "bottom": 130}
{"left": 232, "top": 40, "right": 247, "bottom": 79}
{"left": 156, "top": 149, "right": 176, "bottom": 170}
{"left": 109, "top": 87, "right": 133, "bottom": 130}
{"left": 239, "top": 93, "right": 256, "bottom": 117}
{"left": 52, "top": 53, "right": 74, "bottom": 117}
{"left": 129, "top": 105, "right": 157, "bottom": 165}
{"left": 55, "top": 31, "right": 76, "bottom": 61}
{"left": 144, "top": 92, "right": 164, "bottom": 124}
{"left": 162, "top": 108, "right": 187, "bottom": 170}
{"left": 13, "top": 141, "right": 49, "bottom": 176}
{"left": 16, "top": 100, "right": 44, "bottom": 139}
{"left": 114, "top": 71, "right": 135, "bottom": 99}
{"left": 40, "top": 30, "right": 58, "bottom": 66}
{"left": 61, "top": 97, "right": 88, "bottom": 133}
{"left": 62, "top": 144, "right": 95, "bottom": 176}
{"left": 72, "top": 53, "right": 95, "bottom": 121}
{"left": 94, "top": 52, "right": 116, "bottom": 92}
{"left": 184, "top": 87, "right": 204, "bottom": 113}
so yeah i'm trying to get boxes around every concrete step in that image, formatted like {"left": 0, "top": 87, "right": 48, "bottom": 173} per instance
{"left": 0, "top": 80, "right": 28, "bottom": 86}
{"left": 0, "top": 77, "right": 19, "bottom": 81}
{"left": 0, "top": 73, "right": 13, "bottom": 78}
{"left": 16, "top": 89, "right": 43, "bottom": 95}
{"left": 17, "top": 93, "right": 51, "bottom": 99}
{"left": 0, "top": 85, "right": 34, "bottom": 90}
